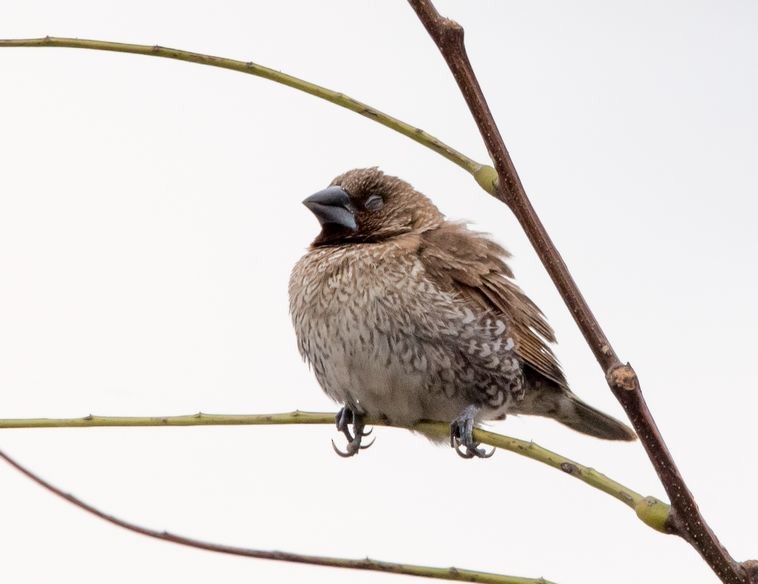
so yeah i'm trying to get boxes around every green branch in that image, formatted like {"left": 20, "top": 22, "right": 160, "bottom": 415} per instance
{"left": 0, "top": 410, "right": 670, "bottom": 532}
{"left": 0, "top": 36, "right": 497, "bottom": 194}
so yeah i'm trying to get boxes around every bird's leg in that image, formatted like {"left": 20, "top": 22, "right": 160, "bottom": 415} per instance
{"left": 335, "top": 407, "right": 355, "bottom": 443}
{"left": 332, "top": 405, "right": 375, "bottom": 457}
{"left": 450, "top": 405, "right": 495, "bottom": 459}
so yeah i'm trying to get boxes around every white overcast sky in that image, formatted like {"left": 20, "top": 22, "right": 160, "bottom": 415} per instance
{"left": 1, "top": 1, "right": 756, "bottom": 583}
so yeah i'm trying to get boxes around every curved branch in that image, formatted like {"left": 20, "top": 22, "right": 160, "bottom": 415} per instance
{"left": 0, "top": 410, "right": 669, "bottom": 533}
{"left": 406, "top": 2, "right": 752, "bottom": 583}
{"left": 0, "top": 36, "right": 496, "bottom": 193}
{"left": 3, "top": 27, "right": 746, "bottom": 579}
{"left": 0, "top": 449, "right": 551, "bottom": 584}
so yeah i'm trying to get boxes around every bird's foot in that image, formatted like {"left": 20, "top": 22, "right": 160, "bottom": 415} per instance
{"left": 450, "top": 406, "right": 494, "bottom": 459}
{"left": 332, "top": 406, "right": 375, "bottom": 458}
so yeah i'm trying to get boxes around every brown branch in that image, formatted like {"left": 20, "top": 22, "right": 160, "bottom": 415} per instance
{"left": 406, "top": 2, "right": 753, "bottom": 583}
{"left": 0, "top": 449, "right": 552, "bottom": 584}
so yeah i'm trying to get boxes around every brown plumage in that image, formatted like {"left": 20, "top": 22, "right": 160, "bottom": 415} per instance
{"left": 289, "top": 168, "right": 635, "bottom": 457}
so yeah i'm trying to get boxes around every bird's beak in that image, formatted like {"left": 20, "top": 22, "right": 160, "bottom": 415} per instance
{"left": 302, "top": 186, "right": 357, "bottom": 231}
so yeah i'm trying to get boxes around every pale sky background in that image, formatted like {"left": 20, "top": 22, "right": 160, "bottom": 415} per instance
{"left": 1, "top": 1, "right": 756, "bottom": 583}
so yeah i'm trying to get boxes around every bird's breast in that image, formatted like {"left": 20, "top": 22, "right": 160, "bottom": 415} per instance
{"left": 289, "top": 243, "right": 462, "bottom": 423}
{"left": 289, "top": 241, "right": 523, "bottom": 425}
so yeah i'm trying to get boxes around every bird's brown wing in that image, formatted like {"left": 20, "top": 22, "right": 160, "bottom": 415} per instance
{"left": 418, "top": 222, "right": 567, "bottom": 388}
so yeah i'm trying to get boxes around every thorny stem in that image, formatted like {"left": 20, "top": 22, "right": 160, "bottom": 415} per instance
{"left": 406, "top": 1, "right": 753, "bottom": 583}
{"left": 0, "top": 410, "right": 669, "bottom": 533}
{"left": 0, "top": 449, "right": 551, "bottom": 584}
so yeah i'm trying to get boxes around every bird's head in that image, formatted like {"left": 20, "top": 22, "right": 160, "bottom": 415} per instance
{"left": 303, "top": 167, "right": 443, "bottom": 246}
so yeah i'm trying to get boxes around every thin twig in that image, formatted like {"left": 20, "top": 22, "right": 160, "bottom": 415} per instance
{"left": 0, "top": 36, "right": 496, "bottom": 192}
{"left": 406, "top": 2, "right": 752, "bottom": 583}
{"left": 0, "top": 449, "right": 551, "bottom": 584}
{"left": 0, "top": 410, "right": 670, "bottom": 532}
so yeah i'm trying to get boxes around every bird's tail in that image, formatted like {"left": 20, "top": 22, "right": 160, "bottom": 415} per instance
{"left": 555, "top": 393, "right": 637, "bottom": 441}
{"left": 516, "top": 385, "right": 637, "bottom": 441}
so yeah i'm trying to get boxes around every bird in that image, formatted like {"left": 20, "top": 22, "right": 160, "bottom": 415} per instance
{"left": 289, "top": 167, "right": 636, "bottom": 458}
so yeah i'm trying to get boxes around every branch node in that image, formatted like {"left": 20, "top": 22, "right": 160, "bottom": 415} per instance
{"left": 607, "top": 363, "right": 638, "bottom": 392}
{"left": 559, "top": 462, "right": 578, "bottom": 475}
{"left": 473, "top": 165, "right": 498, "bottom": 195}
{"left": 634, "top": 496, "right": 671, "bottom": 534}
{"left": 439, "top": 18, "right": 464, "bottom": 46}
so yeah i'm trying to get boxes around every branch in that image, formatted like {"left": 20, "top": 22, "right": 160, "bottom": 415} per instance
{"left": 0, "top": 36, "right": 497, "bottom": 194}
{"left": 0, "top": 449, "right": 550, "bottom": 584}
{"left": 406, "top": 2, "right": 753, "bottom": 583}
{"left": 2, "top": 27, "right": 750, "bottom": 581}
{"left": 0, "top": 410, "right": 669, "bottom": 533}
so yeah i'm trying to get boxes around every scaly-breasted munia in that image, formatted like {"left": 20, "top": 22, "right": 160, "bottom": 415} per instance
{"left": 289, "top": 168, "right": 635, "bottom": 457}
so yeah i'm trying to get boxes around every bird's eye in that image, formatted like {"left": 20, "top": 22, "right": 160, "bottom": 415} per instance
{"left": 365, "top": 194, "right": 384, "bottom": 211}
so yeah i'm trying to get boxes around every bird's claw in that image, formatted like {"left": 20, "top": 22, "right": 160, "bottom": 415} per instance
{"left": 453, "top": 441, "right": 495, "bottom": 459}
{"left": 450, "top": 408, "right": 495, "bottom": 459}
{"left": 332, "top": 406, "right": 375, "bottom": 457}
{"left": 330, "top": 435, "right": 376, "bottom": 457}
